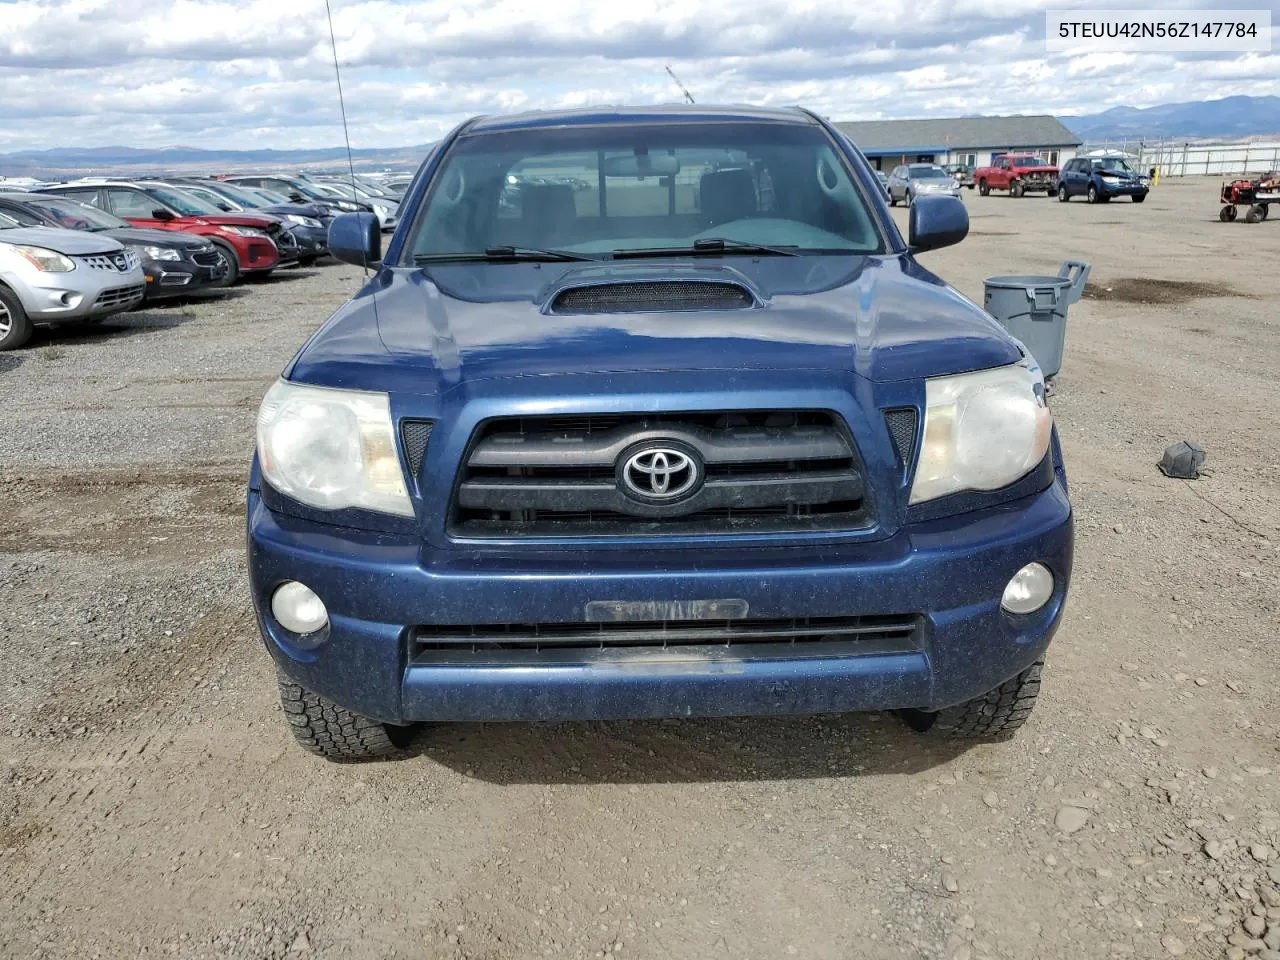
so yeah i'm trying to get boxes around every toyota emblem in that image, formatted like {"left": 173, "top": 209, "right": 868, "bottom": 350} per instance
{"left": 619, "top": 444, "right": 702, "bottom": 503}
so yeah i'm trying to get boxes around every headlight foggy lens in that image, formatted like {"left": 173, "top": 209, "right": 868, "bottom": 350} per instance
{"left": 256, "top": 380, "right": 412, "bottom": 516}
{"left": 14, "top": 244, "right": 75, "bottom": 272}
{"left": 910, "top": 363, "right": 1052, "bottom": 504}
{"left": 141, "top": 245, "right": 181, "bottom": 261}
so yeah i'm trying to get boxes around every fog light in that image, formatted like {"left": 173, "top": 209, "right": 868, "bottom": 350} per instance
{"left": 1001, "top": 563, "right": 1054, "bottom": 615}
{"left": 271, "top": 581, "right": 329, "bottom": 634}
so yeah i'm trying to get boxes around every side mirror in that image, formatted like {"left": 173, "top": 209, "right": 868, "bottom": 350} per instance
{"left": 908, "top": 195, "right": 968, "bottom": 253}
{"left": 152, "top": 208, "right": 175, "bottom": 221}
{"left": 328, "top": 212, "right": 381, "bottom": 267}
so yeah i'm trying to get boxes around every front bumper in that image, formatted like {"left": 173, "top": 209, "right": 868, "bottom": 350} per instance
{"left": 248, "top": 477, "right": 1073, "bottom": 725}
{"left": 18, "top": 267, "right": 146, "bottom": 322}
{"left": 235, "top": 236, "right": 280, "bottom": 274}
{"left": 1098, "top": 180, "right": 1148, "bottom": 197}
{"left": 142, "top": 257, "right": 228, "bottom": 299}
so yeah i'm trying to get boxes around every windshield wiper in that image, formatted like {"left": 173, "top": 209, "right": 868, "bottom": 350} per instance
{"left": 414, "top": 246, "right": 601, "bottom": 264}
{"left": 613, "top": 237, "right": 801, "bottom": 259}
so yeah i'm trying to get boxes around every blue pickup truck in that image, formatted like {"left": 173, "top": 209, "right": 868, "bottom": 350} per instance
{"left": 248, "top": 105, "right": 1073, "bottom": 760}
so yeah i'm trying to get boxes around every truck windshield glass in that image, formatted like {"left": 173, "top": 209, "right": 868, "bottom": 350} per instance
{"left": 408, "top": 122, "right": 884, "bottom": 259}
{"left": 1012, "top": 157, "right": 1048, "bottom": 166}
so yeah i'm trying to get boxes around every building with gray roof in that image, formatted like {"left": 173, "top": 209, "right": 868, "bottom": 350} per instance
{"left": 835, "top": 115, "right": 1082, "bottom": 170}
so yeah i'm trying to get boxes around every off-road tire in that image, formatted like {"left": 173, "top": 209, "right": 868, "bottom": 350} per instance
{"left": 277, "top": 672, "right": 416, "bottom": 761}
{"left": 978, "top": 179, "right": 989, "bottom": 196}
{"left": 1221, "top": 205, "right": 1237, "bottom": 222}
{"left": 897, "top": 660, "right": 1043, "bottom": 740}
{"left": 0, "top": 284, "right": 33, "bottom": 351}
{"left": 1057, "top": 184, "right": 1069, "bottom": 202}
{"left": 1010, "top": 180, "right": 1024, "bottom": 198}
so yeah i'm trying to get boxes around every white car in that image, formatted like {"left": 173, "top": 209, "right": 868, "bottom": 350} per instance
{"left": 306, "top": 181, "right": 398, "bottom": 232}
{"left": 0, "top": 212, "right": 146, "bottom": 350}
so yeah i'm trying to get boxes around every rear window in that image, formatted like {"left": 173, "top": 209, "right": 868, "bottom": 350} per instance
{"left": 407, "top": 122, "right": 884, "bottom": 259}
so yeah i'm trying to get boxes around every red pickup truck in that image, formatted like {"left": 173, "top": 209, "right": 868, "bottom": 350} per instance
{"left": 975, "top": 154, "right": 1059, "bottom": 198}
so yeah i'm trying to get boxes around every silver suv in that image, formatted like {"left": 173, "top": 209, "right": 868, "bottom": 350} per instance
{"left": 0, "top": 212, "right": 146, "bottom": 350}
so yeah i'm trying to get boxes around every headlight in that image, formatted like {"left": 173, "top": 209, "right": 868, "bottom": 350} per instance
{"left": 909, "top": 362, "right": 1052, "bottom": 504}
{"left": 335, "top": 200, "right": 359, "bottom": 211}
{"left": 286, "top": 214, "right": 322, "bottom": 228}
{"left": 224, "top": 225, "right": 268, "bottom": 237}
{"left": 256, "top": 379, "right": 412, "bottom": 516}
{"left": 12, "top": 244, "right": 75, "bottom": 272}
{"left": 140, "top": 244, "right": 182, "bottom": 261}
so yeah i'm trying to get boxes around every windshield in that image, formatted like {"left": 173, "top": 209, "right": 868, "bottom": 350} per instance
{"left": 409, "top": 122, "right": 883, "bottom": 259}
{"left": 249, "top": 187, "right": 291, "bottom": 205}
{"left": 21, "top": 196, "right": 126, "bottom": 230}
{"left": 0, "top": 211, "right": 19, "bottom": 229}
{"left": 144, "top": 184, "right": 221, "bottom": 216}
{"left": 1012, "top": 156, "right": 1047, "bottom": 167}
{"left": 909, "top": 164, "right": 948, "bottom": 179}
{"left": 175, "top": 183, "right": 239, "bottom": 211}
{"left": 1093, "top": 158, "right": 1136, "bottom": 173}
{"left": 204, "top": 181, "right": 271, "bottom": 208}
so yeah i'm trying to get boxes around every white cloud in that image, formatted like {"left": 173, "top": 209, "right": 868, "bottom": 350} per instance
{"left": 0, "top": 0, "right": 1277, "bottom": 151}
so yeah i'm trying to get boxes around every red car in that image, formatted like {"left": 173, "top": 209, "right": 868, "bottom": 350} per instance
{"left": 974, "top": 154, "right": 1059, "bottom": 198}
{"left": 36, "top": 180, "right": 281, "bottom": 284}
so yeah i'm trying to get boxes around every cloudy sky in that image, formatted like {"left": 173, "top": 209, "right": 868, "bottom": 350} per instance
{"left": 0, "top": 0, "right": 1277, "bottom": 152}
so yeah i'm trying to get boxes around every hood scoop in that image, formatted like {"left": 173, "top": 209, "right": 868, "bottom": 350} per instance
{"left": 549, "top": 279, "right": 756, "bottom": 315}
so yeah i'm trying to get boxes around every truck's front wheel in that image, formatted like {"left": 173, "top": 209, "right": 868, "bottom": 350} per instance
{"left": 978, "top": 179, "right": 989, "bottom": 196}
{"left": 276, "top": 672, "right": 418, "bottom": 761}
{"left": 1010, "top": 180, "right": 1024, "bottom": 198}
{"left": 897, "top": 660, "right": 1043, "bottom": 740}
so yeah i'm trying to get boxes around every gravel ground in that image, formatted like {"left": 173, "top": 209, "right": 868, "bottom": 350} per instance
{"left": 1, "top": 177, "right": 1278, "bottom": 960}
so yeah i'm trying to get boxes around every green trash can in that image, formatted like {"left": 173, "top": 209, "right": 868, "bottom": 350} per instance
{"left": 983, "top": 261, "right": 1090, "bottom": 378}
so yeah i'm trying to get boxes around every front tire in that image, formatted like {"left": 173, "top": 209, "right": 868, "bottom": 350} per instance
{"left": 0, "top": 284, "right": 34, "bottom": 351}
{"left": 1087, "top": 184, "right": 1099, "bottom": 204}
{"left": 209, "top": 240, "right": 240, "bottom": 287}
{"left": 978, "top": 179, "right": 989, "bottom": 196}
{"left": 1010, "top": 180, "right": 1024, "bottom": 198}
{"left": 277, "top": 673, "right": 417, "bottom": 761}
{"left": 1132, "top": 193, "right": 1146, "bottom": 204}
{"left": 1058, "top": 184, "right": 1069, "bottom": 202}
{"left": 898, "top": 660, "right": 1043, "bottom": 740}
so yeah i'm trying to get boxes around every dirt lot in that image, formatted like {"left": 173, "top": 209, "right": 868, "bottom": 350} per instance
{"left": 1, "top": 176, "right": 1278, "bottom": 960}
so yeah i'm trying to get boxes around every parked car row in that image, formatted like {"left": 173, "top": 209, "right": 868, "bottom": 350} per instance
{"left": 0, "top": 172, "right": 399, "bottom": 350}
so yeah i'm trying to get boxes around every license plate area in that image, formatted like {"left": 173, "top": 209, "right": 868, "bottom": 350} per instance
{"left": 584, "top": 599, "right": 749, "bottom": 622}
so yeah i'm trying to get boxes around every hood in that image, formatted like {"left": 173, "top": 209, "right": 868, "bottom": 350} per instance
{"left": 169, "top": 213, "right": 280, "bottom": 228}
{"left": 287, "top": 256, "right": 1020, "bottom": 394}
{"left": 106, "top": 227, "right": 212, "bottom": 249}
{"left": 0, "top": 225, "right": 123, "bottom": 255}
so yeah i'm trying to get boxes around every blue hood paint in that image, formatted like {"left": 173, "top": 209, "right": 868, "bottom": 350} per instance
{"left": 285, "top": 255, "right": 1019, "bottom": 393}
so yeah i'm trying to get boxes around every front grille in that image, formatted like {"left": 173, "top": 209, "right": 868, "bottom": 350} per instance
{"left": 92, "top": 284, "right": 145, "bottom": 308}
{"left": 191, "top": 248, "right": 221, "bottom": 267}
{"left": 450, "top": 410, "right": 872, "bottom": 537}
{"left": 410, "top": 614, "right": 920, "bottom": 665}
{"left": 551, "top": 281, "right": 754, "bottom": 314}
{"left": 276, "top": 231, "right": 299, "bottom": 253}
{"left": 78, "top": 250, "right": 140, "bottom": 273}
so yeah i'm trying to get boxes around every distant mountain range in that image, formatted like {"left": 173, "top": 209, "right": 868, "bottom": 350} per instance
{"left": 2, "top": 95, "right": 1277, "bottom": 178}
{"left": 1061, "top": 96, "right": 1280, "bottom": 141}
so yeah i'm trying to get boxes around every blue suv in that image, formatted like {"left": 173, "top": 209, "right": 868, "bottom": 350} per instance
{"left": 1057, "top": 156, "right": 1150, "bottom": 203}
{"left": 248, "top": 106, "right": 1073, "bottom": 760}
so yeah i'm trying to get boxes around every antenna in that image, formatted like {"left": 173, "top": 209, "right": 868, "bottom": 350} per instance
{"left": 665, "top": 65, "right": 695, "bottom": 104}
{"left": 322, "top": 0, "right": 369, "bottom": 277}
